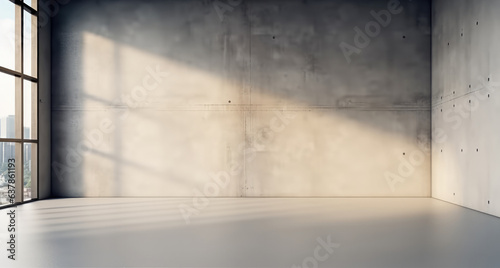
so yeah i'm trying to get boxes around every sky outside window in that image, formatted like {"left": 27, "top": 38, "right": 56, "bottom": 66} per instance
{"left": 0, "top": 0, "right": 16, "bottom": 71}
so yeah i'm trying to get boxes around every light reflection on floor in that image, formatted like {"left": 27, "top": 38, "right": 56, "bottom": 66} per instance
{"left": 1, "top": 198, "right": 500, "bottom": 267}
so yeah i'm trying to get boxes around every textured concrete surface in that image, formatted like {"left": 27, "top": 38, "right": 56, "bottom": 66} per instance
{"left": 2, "top": 198, "right": 500, "bottom": 268}
{"left": 51, "top": 0, "right": 431, "bottom": 197}
{"left": 432, "top": 0, "right": 500, "bottom": 217}
{"left": 39, "top": 11, "right": 51, "bottom": 199}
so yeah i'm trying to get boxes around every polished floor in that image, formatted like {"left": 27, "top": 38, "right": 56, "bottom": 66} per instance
{"left": 1, "top": 198, "right": 500, "bottom": 267}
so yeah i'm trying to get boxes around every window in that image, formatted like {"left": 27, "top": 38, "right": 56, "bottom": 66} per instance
{"left": 0, "top": 0, "right": 38, "bottom": 207}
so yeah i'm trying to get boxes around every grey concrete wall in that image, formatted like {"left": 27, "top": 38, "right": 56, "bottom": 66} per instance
{"left": 51, "top": 0, "right": 431, "bottom": 197}
{"left": 432, "top": 0, "right": 500, "bottom": 217}
{"left": 38, "top": 11, "right": 51, "bottom": 199}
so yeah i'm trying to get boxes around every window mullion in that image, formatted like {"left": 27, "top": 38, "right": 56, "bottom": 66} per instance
{"left": 36, "top": 0, "right": 39, "bottom": 199}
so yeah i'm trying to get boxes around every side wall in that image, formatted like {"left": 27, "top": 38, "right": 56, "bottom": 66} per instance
{"left": 38, "top": 6, "right": 51, "bottom": 199}
{"left": 432, "top": 0, "right": 500, "bottom": 217}
{"left": 51, "top": 0, "right": 431, "bottom": 197}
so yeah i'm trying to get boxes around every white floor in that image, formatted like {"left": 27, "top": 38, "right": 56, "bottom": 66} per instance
{"left": 1, "top": 198, "right": 500, "bottom": 268}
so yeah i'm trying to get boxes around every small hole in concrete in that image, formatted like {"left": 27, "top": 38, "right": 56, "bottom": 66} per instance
{"left": 402, "top": 35, "right": 406, "bottom": 39}
{"left": 441, "top": 109, "right": 443, "bottom": 112}
{"left": 477, "top": 149, "right": 479, "bottom": 152}
{"left": 477, "top": 21, "right": 479, "bottom": 25}
{"left": 488, "top": 94, "right": 490, "bottom": 98}
{"left": 461, "top": 33, "right": 464, "bottom": 37}
{"left": 453, "top": 104, "right": 456, "bottom": 107}
{"left": 441, "top": 149, "right": 443, "bottom": 152}
{"left": 469, "top": 85, "right": 471, "bottom": 88}
{"left": 469, "top": 100, "right": 471, "bottom": 103}
{"left": 228, "top": 100, "right": 231, "bottom": 103}
{"left": 488, "top": 201, "right": 490, "bottom": 204}
{"left": 272, "top": 36, "right": 276, "bottom": 39}
{"left": 461, "top": 149, "right": 463, "bottom": 152}
{"left": 488, "top": 78, "right": 490, "bottom": 81}
{"left": 453, "top": 91, "right": 455, "bottom": 94}
{"left": 441, "top": 96, "right": 443, "bottom": 99}
{"left": 454, "top": 193, "right": 456, "bottom": 195}
{"left": 448, "top": 42, "right": 450, "bottom": 46}
{"left": 403, "top": 152, "right": 406, "bottom": 156}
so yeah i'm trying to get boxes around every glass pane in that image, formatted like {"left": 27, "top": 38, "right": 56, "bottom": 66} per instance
{"left": 24, "top": 0, "right": 38, "bottom": 10}
{"left": 0, "top": 142, "right": 16, "bottom": 206}
{"left": 24, "top": 10, "right": 37, "bottom": 77}
{"left": 24, "top": 80, "right": 37, "bottom": 139}
{"left": 23, "top": 143, "right": 36, "bottom": 201}
{"left": 0, "top": 0, "right": 16, "bottom": 70}
{"left": 0, "top": 72, "right": 17, "bottom": 139}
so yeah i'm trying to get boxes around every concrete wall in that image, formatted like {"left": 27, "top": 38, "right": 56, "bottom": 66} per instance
{"left": 38, "top": 9, "right": 51, "bottom": 199}
{"left": 51, "top": 0, "right": 431, "bottom": 197}
{"left": 432, "top": 0, "right": 500, "bottom": 217}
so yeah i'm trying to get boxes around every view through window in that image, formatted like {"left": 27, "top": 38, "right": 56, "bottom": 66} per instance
{"left": 0, "top": 0, "right": 38, "bottom": 206}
